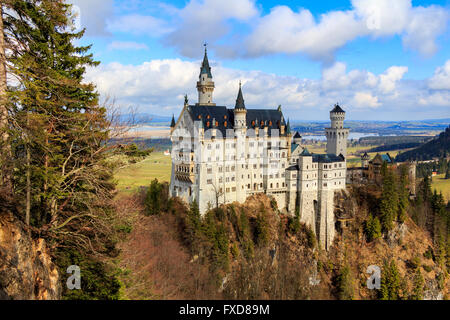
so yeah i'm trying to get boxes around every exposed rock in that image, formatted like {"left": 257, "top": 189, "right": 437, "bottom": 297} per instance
{"left": 0, "top": 212, "right": 61, "bottom": 300}
{"left": 423, "top": 279, "right": 444, "bottom": 300}
{"left": 386, "top": 223, "right": 408, "bottom": 248}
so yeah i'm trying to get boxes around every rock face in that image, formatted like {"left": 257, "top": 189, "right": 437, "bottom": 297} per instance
{"left": 0, "top": 212, "right": 61, "bottom": 300}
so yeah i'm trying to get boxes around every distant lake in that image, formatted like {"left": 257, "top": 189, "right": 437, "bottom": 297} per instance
{"left": 303, "top": 132, "right": 379, "bottom": 141}
{"left": 130, "top": 125, "right": 170, "bottom": 132}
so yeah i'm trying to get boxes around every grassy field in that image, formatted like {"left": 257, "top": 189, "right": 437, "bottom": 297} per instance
{"left": 115, "top": 152, "right": 172, "bottom": 194}
{"left": 431, "top": 174, "right": 450, "bottom": 202}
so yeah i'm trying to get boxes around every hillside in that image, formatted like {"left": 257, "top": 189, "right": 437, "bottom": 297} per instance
{"left": 396, "top": 126, "right": 450, "bottom": 162}
{"left": 112, "top": 181, "right": 448, "bottom": 300}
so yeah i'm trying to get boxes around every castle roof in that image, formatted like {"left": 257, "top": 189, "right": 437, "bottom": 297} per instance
{"left": 200, "top": 48, "right": 212, "bottom": 79}
{"left": 331, "top": 104, "right": 345, "bottom": 113}
{"left": 170, "top": 114, "right": 176, "bottom": 128}
{"left": 293, "top": 132, "right": 302, "bottom": 139}
{"left": 291, "top": 143, "right": 300, "bottom": 153}
{"left": 187, "top": 104, "right": 287, "bottom": 137}
{"left": 361, "top": 152, "right": 370, "bottom": 160}
{"left": 286, "top": 119, "right": 291, "bottom": 134}
{"left": 312, "top": 153, "right": 345, "bottom": 163}
{"left": 371, "top": 153, "right": 393, "bottom": 164}
{"left": 235, "top": 83, "right": 246, "bottom": 110}
{"left": 301, "top": 148, "right": 312, "bottom": 156}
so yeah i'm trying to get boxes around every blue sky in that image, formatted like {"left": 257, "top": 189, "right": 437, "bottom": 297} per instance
{"left": 71, "top": 0, "right": 450, "bottom": 121}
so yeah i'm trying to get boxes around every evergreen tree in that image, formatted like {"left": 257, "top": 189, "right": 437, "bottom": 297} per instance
{"left": 380, "top": 169, "right": 399, "bottom": 231}
{"left": 2, "top": 0, "right": 121, "bottom": 299}
{"left": 411, "top": 268, "right": 424, "bottom": 300}
{"left": 380, "top": 260, "right": 402, "bottom": 300}
{"left": 255, "top": 206, "right": 269, "bottom": 247}
{"left": 365, "top": 214, "right": 382, "bottom": 242}
{"left": 145, "top": 179, "right": 163, "bottom": 215}
{"left": 336, "top": 264, "right": 354, "bottom": 300}
{"left": 397, "top": 165, "right": 410, "bottom": 223}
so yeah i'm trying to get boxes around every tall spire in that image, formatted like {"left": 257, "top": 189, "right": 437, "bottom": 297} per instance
{"left": 170, "top": 114, "right": 176, "bottom": 128}
{"left": 200, "top": 44, "right": 212, "bottom": 79}
{"left": 235, "top": 81, "right": 246, "bottom": 110}
{"left": 286, "top": 119, "right": 291, "bottom": 134}
{"left": 197, "top": 44, "right": 215, "bottom": 105}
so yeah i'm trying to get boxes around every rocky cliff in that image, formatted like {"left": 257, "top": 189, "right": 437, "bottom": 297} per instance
{"left": 0, "top": 211, "right": 61, "bottom": 300}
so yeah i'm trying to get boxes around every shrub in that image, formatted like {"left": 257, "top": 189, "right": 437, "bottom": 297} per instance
{"left": 254, "top": 208, "right": 270, "bottom": 247}
{"left": 365, "top": 214, "right": 382, "bottom": 242}
{"left": 144, "top": 179, "right": 170, "bottom": 215}
{"left": 336, "top": 264, "right": 354, "bottom": 300}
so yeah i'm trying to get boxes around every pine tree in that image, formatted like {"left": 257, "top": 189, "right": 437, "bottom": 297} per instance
{"left": 365, "top": 214, "right": 382, "bottom": 242}
{"left": 411, "top": 268, "right": 424, "bottom": 300}
{"left": 397, "top": 165, "right": 410, "bottom": 223}
{"left": 5, "top": 0, "right": 115, "bottom": 252}
{"left": 336, "top": 264, "right": 354, "bottom": 300}
{"left": 380, "top": 169, "right": 399, "bottom": 231}
{"left": 380, "top": 260, "right": 401, "bottom": 300}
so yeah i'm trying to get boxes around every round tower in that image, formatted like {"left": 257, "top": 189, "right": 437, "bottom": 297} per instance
{"left": 325, "top": 104, "right": 350, "bottom": 158}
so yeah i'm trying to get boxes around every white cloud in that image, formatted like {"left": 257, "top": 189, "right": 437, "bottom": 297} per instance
{"left": 379, "top": 66, "right": 409, "bottom": 93}
{"left": 107, "top": 41, "right": 149, "bottom": 51}
{"left": 163, "top": 0, "right": 258, "bottom": 58}
{"left": 69, "top": 0, "right": 114, "bottom": 36}
{"left": 246, "top": 6, "right": 365, "bottom": 61}
{"left": 429, "top": 60, "right": 450, "bottom": 90}
{"left": 85, "top": 59, "right": 450, "bottom": 120}
{"left": 242, "top": 0, "right": 448, "bottom": 60}
{"left": 353, "top": 92, "right": 381, "bottom": 108}
{"left": 402, "top": 6, "right": 449, "bottom": 57}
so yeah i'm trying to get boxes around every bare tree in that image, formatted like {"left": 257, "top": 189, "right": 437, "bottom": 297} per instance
{"left": 211, "top": 181, "right": 224, "bottom": 209}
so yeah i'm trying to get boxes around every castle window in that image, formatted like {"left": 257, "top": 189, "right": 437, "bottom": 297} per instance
{"left": 207, "top": 179, "right": 213, "bottom": 184}
{"left": 224, "top": 115, "right": 227, "bottom": 120}
{"left": 224, "top": 121, "right": 227, "bottom": 127}
{"left": 207, "top": 115, "right": 211, "bottom": 119}
{"left": 206, "top": 121, "right": 210, "bottom": 127}
{"left": 232, "top": 187, "right": 236, "bottom": 192}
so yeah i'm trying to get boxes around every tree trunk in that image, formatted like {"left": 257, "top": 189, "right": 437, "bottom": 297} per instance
{"left": 26, "top": 140, "right": 31, "bottom": 226}
{"left": 0, "top": 4, "right": 11, "bottom": 187}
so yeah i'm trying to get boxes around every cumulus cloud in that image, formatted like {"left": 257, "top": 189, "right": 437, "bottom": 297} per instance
{"left": 163, "top": 0, "right": 258, "bottom": 58}
{"left": 69, "top": 0, "right": 114, "bottom": 37}
{"left": 429, "top": 60, "right": 450, "bottom": 90}
{"left": 353, "top": 92, "right": 381, "bottom": 108}
{"left": 246, "top": 7, "right": 365, "bottom": 61}
{"left": 242, "top": 0, "right": 448, "bottom": 61}
{"left": 84, "top": 59, "right": 450, "bottom": 120}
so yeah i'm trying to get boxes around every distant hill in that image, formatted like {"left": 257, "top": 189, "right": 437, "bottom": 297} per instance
{"left": 396, "top": 126, "right": 450, "bottom": 162}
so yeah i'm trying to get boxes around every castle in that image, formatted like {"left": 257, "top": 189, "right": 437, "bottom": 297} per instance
{"left": 169, "top": 48, "right": 348, "bottom": 250}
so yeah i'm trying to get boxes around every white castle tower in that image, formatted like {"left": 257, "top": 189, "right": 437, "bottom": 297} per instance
{"left": 196, "top": 47, "right": 215, "bottom": 105}
{"left": 325, "top": 104, "right": 349, "bottom": 158}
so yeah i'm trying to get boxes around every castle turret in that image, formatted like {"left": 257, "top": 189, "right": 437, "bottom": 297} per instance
{"left": 170, "top": 114, "right": 176, "bottom": 133}
{"left": 234, "top": 82, "right": 247, "bottom": 132}
{"left": 325, "top": 104, "right": 350, "bottom": 158}
{"left": 197, "top": 46, "right": 215, "bottom": 106}
{"left": 293, "top": 132, "right": 302, "bottom": 145}
{"left": 361, "top": 152, "right": 370, "bottom": 168}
